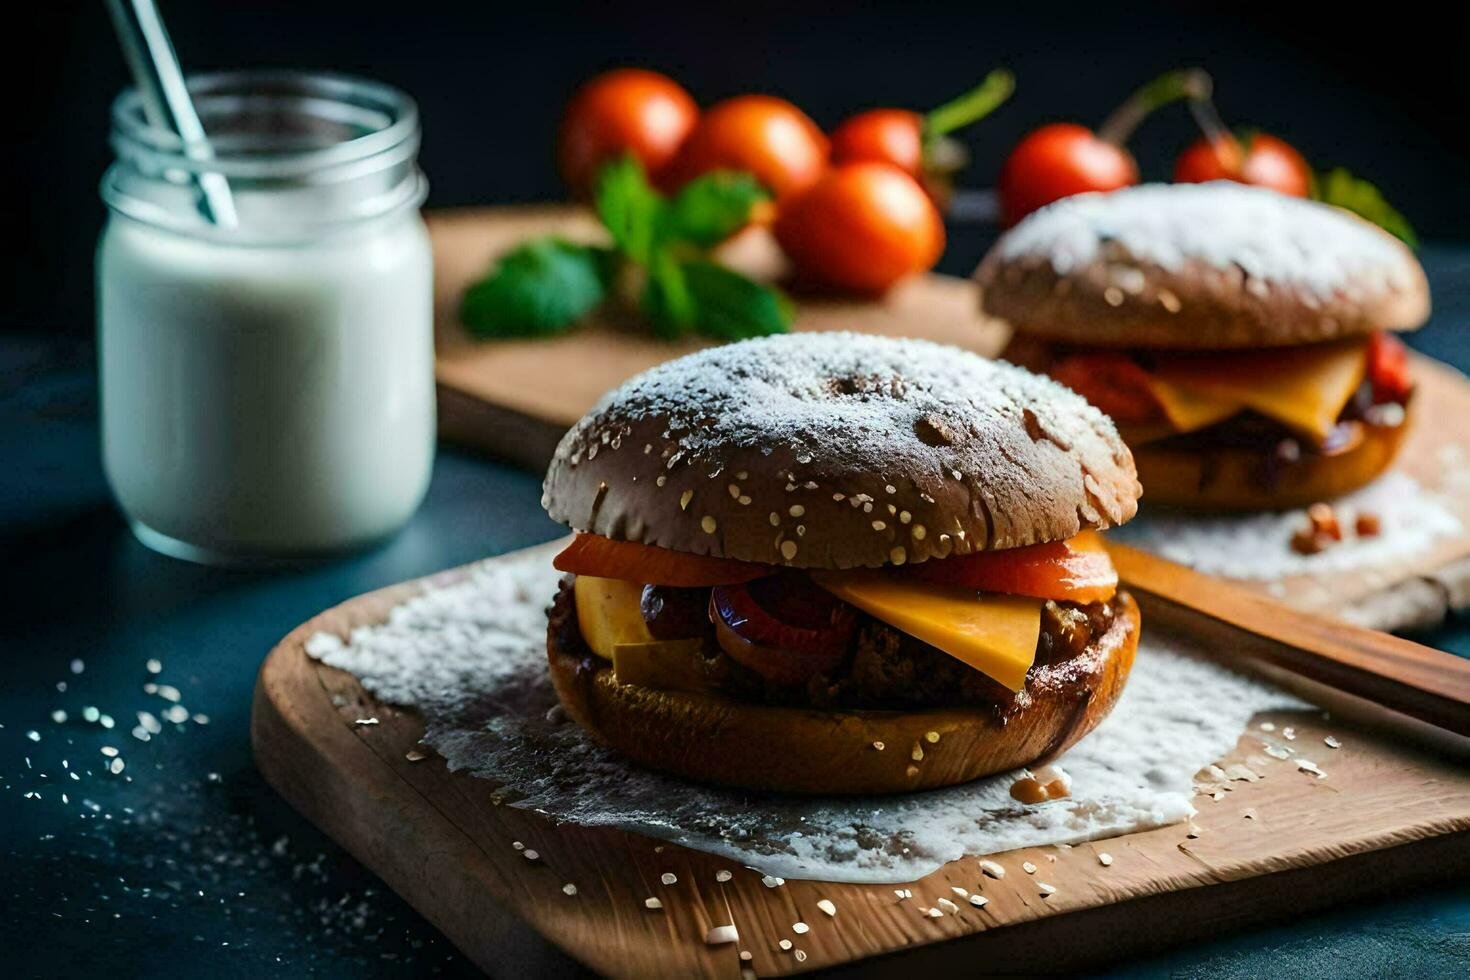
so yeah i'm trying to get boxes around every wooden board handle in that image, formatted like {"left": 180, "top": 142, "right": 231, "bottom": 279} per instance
{"left": 1106, "top": 541, "right": 1470, "bottom": 736}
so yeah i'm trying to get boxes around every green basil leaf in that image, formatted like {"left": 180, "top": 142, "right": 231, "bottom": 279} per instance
{"left": 665, "top": 171, "right": 769, "bottom": 248}
{"left": 681, "top": 260, "right": 793, "bottom": 341}
{"left": 640, "top": 250, "right": 698, "bottom": 339}
{"left": 460, "top": 238, "right": 609, "bottom": 338}
{"left": 1313, "top": 167, "right": 1418, "bottom": 248}
{"left": 595, "top": 156, "right": 664, "bottom": 264}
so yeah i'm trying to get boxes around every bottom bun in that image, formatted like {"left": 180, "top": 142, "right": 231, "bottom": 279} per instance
{"left": 1131, "top": 411, "right": 1411, "bottom": 511}
{"left": 546, "top": 593, "right": 1140, "bottom": 795}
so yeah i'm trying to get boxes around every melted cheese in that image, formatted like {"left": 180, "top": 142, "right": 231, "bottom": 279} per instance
{"left": 1148, "top": 340, "right": 1367, "bottom": 445}
{"left": 812, "top": 572, "right": 1041, "bottom": 691}
{"left": 574, "top": 576, "right": 653, "bottom": 660}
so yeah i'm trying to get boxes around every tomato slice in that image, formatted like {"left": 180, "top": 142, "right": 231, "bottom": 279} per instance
{"left": 908, "top": 531, "right": 1117, "bottom": 603}
{"left": 1366, "top": 331, "right": 1413, "bottom": 404}
{"left": 553, "top": 533, "right": 772, "bottom": 587}
{"left": 1050, "top": 353, "right": 1165, "bottom": 424}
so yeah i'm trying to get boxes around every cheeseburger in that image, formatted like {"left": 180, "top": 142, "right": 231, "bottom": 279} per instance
{"left": 541, "top": 333, "right": 1143, "bottom": 795}
{"left": 978, "top": 182, "right": 1429, "bottom": 510}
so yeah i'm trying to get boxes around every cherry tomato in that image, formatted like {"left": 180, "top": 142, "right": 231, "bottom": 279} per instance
{"left": 554, "top": 533, "right": 770, "bottom": 587}
{"left": 663, "top": 95, "right": 828, "bottom": 200}
{"left": 557, "top": 69, "right": 698, "bottom": 198}
{"left": 998, "top": 123, "right": 1139, "bottom": 227}
{"left": 774, "top": 161, "right": 945, "bottom": 294}
{"left": 830, "top": 109, "right": 925, "bottom": 176}
{"left": 1174, "top": 132, "right": 1311, "bottom": 198}
{"left": 1365, "top": 331, "right": 1414, "bottom": 403}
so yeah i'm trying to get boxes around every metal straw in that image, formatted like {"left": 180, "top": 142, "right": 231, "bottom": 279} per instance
{"left": 105, "top": 0, "right": 238, "bottom": 228}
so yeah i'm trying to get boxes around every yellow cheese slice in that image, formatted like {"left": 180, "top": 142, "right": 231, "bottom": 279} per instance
{"left": 574, "top": 575, "right": 653, "bottom": 661}
{"left": 1150, "top": 340, "right": 1367, "bottom": 445}
{"left": 812, "top": 571, "right": 1041, "bottom": 691}
{"left": 1144, "top": 377, "right": 1241, "bottom": 435}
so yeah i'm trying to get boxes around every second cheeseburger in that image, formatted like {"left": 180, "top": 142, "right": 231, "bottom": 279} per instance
{"left": 979, "top": 182, "right": 1430, "bottom": 510}
{"left": 542, "top": 333, "right": 1143, "bottom": 794}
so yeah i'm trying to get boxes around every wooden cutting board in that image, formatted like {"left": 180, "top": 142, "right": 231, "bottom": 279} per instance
{"left": 252, "top": 540, "right": 1470, "bottom": 978}
{"left": 428, "top": 207, "right": 1470, "bottom": 633}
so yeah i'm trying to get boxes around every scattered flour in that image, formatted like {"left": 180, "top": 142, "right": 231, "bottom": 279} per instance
{"left": 1111, "top": 472, "right": 1460, "bottom": 581}
{"left": 308, "top": 545, "right": 1302, "bottom": 883}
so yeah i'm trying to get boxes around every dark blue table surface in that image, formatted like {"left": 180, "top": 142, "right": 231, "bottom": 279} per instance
{"left": 3, "top": 242, "right": 1468, "bottom": 977}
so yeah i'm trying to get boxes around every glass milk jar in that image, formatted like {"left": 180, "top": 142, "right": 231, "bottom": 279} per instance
{"left": 98, "top": 71, "right": 435, "bottom": 563}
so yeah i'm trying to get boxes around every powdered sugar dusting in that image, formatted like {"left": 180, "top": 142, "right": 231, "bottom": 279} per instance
{"left": 1111, "top": 472, "right": 1460, "bottom": 581}
{"left": 995, "top": 182, "right": 1414, "bottom": 298}
{"left": 306, "top": 544, "right": 1302, "bottom": 883}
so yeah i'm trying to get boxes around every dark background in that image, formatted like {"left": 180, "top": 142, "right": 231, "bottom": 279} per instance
{"left": 4, "top": 6, "right": 1470, "bottom": 976}
{"left": 7, "top": 2, "right": 1470, "bottom": 336}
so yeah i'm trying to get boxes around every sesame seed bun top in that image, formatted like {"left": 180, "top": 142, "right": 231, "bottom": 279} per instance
{"left": 541, "top": 332, "right": 1140, "bottom": 569}
{"left": 977, "top": 182, "right": 1429, "bottom": 350}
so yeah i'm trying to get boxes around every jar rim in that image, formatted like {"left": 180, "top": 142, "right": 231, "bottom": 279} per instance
{"left": 109, "top": 69, "right": 420, "bottom": 181}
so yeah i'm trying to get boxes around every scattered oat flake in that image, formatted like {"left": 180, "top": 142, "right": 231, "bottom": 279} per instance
{"left": 794, "top": 950, "right": 808, "bottom": 963}
{"left": 158, "top": 685, "right": 182, "bottom": 702}
{"left": 50, "top": 710, "right": 67, "bottom": 724}
{"left": 522, "top": 849, "right": 539, "bottom": 861}
{"left": 164, "top": 705, "right": 190, "bottom": 724}
{"left": 792, "top": 921, "right": 809, "bottom": 935}
{"left": 354, "top": 717, "right": 379, "bottom": 726}
{"left": 969, "top": 894, "right": 988, "bottom": 908}
{"left": 716, "top": 870, "right": 733, "bottom": 883}
{"left": 1098, "top": 852, "right": 1114, "bottom": 867}
{"left": 817, "top": 898, "right": 836, "bottom": 916}
{"left": 1324, "top": 735, "right": 1341, "bottom": 749}
{"left": 937, "top": 898, "right": 959, "bottom": 914}
{"left": 1265, "top": 745, "right": 1291, "bottom": 760}
{"left": 25, "top": 730, "right": 40, "bottom": 742}
{"left": 871, "top": 741, "right": 885, "bottom": 751}
{"left": 511, "top": 841, "right": 525, "bottom": 850}
{"left": 100, "top": 746, "right": 119, "bottom": 758}
{"left": 778, "top": 939, "right": 793, "bottom": 951}
{"left": 1282, "top": 727, "right": 1296, "bottom": 740}
{"left": 560, "top": 882, "right": 578, "bottom": 896}
{"left": 979, "top": 860, "right": 1005, "bottom": 879}
{"left": 70, "top": 659, "right": 84, "bottom": 674}
{"left": 926, "top": 907, "right": 944, "bottom": 918}
{"left": 1297, "top": 759, "right": 1326, "bottom": 778}
{"left": 1038, "top": 883, "right": 1056, "bottom": 897}
{"left": 660, "top": 872, "right": 677, "bottom": 885}
{"left": 761, "top": 875, "right": 784, "bottom": 888}
{"left": 1022, "top": 861, "right": 1037, "bottom": 874}
{"left": 109, "top": 758, "right": 125, "bottom": 774}
{"left": 146, "top": 658, "right": 162, "bottom": 674}
{"left": 1211, "top": 790, "right": 1226, "bottom": 801}
{"left": 644, "top": 897, "right": 663, "bottom": 910}
{"left": 924, "top": 731, "right": 940, "bottom": 744}
{"left": 405, "top": 750, "right": 426, "bottom": 762}
{"left": 739, "top": 951, "right": 752, "bottom": 962}
{"left": 1259, "top": 722, "right": 1276, "bottom": 732}
{"left": 705, "top": 924, "right": 739, "bottom": 946}
{"left": 1242, "top": 808, "right": 1258, "bottom": 820}
{"left": 950, "top": 886, "right": 969, "bottom": 898}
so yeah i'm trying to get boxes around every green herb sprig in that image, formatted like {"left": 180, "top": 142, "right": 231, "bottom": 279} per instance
{"left": 461, "top": 158, "right": 791, "bottom": 340}
{"left": 1311, "top": 167, "right": 1418, "bottom": 248}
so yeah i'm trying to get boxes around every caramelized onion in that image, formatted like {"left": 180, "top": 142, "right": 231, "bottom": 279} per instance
{"left": 709, "top": 574, "right": 857, "bottom": 685}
